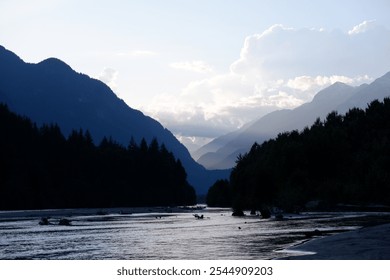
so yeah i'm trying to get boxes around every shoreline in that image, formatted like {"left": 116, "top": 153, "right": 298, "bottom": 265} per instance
{"left": 280, "top": 222, "right": 390, "bottom": 259}
{"left": 0, "top": 206, "right": 205, "bottom": 220}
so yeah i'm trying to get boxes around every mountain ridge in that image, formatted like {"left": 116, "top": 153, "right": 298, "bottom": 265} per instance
{"left": 196, "top": 72, "right": 390, "bottom": 169}
{"left": 0, "top": 45, "right": 229, "bottom": 194}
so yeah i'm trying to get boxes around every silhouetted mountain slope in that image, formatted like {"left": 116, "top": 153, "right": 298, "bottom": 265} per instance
{"left": 197, "top": 72, "right": 390, "bottom": 169}
{"left": 0, "top": 104, "right": 196, "bottom": 210}
{"left": 0, "top": 45, "right": 228, "bottom": 194}
{"left": 228, "top": 98, "right": 390, "bottom": 211}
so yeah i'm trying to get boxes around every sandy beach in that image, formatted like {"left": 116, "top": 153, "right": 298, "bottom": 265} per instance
{"left": 283, "top": 222, "right": 390, "bottom": 259}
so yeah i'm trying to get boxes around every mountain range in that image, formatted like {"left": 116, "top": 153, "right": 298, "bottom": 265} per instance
{"left": 195, "top": 72, "right": 390, "bottom": 169}
{"left": 2, "top": 44, "right": 390, "bottom": 192}
{"left": 0, "top": 45, "right": 229, "bottom": 195}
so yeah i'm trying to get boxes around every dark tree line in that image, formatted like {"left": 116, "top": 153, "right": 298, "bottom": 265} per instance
{"left": 206, "top": 179, "right": 231, "bottom": 207}
{"left": 207, "top": 98, "right": 390, "bottom": 212}
{"left": 0, "top": 104, "right": 196, "bottom": 210}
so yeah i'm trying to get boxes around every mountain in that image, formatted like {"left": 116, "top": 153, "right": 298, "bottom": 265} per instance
{"left": 191, "top": 119, "right": 255, "bottom": 161}
{"left": 336, "top": 72, "right": 390, "bottom": 112}
{"left": 0, "top": 104, "right": 196, "bottom": 210}
{"left": 196, "top": 72, "right": 390, "bottom": 169}
{"left": 229, "top": 98, "right": 390, "bottom": 212}
{"left": 0, "top": 45, "right": 229, "bottom": 194}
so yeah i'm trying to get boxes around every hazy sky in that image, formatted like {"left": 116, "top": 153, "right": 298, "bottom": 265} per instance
{"left": 1, "top": 0, "right": 390, "bottom": 151}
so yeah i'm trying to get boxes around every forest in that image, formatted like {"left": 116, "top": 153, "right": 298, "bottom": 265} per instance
{"left": 0, "top": 104, "right": 196, "bottom": 210}
{"left": 207, "top": 98, "right": 390, "bottom": 212}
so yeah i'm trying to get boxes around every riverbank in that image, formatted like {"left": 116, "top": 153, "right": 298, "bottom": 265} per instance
{"left": 0, "top": 206, "right": 209, "bottom": 220}
{"left": 282, "top": 222, "right": 390, "bottom": 259}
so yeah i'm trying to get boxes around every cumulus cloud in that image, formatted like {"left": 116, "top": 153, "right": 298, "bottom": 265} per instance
{"left": 170, "top": 60, "right": 214, "bottom": 73}
{"left": 144, "top": 21, "right": 390, "bottom": 150}
{"left": 231, "top": 22, "right": 390, "bottom": 79}
{"left": 348, "top": 20, "right": 376, "bottom": 35}
{"left": 97, "top": 68, "right": 118, "bottom": 91}
{"left": 286, "top": 75, "right": 370, "bottom": 92}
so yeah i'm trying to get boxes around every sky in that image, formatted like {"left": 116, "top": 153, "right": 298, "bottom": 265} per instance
{"left": 1, "top": 0, "right": 390, "bottom": 152}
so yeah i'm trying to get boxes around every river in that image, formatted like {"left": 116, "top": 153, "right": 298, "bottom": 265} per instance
{"left": 1, "top": 207, "right": 388, "bottom": 259}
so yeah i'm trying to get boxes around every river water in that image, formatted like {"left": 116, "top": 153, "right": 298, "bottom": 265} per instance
{"left": 0, "top": 207, "right": 387, "bottom": 260}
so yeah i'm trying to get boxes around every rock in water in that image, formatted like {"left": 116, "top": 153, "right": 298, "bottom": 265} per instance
{"left": 58, "top": 218, "right": 71, "bottom": 226}
{"left": 39, "top": 217, "right": 50, "bottom": 225}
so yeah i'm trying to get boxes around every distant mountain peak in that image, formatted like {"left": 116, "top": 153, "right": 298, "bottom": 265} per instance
{"left": 37, "top": 57, "right": 74, "bottom": 73}
{"left": 332, "top": 81, "right": 349, "bottom": 87}
{"left": 321, "top": 81, "right": 352, "bottom": 91}
{"left": 311, "top": 81, "right": 354, "bottom": 103}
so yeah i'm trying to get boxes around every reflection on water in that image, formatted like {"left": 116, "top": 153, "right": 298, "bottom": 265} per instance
{"left": 0, "top": 208, "right": 387, "bottom": 260}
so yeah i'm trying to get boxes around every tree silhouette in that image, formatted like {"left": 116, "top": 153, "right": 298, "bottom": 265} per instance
{"left": 209, "top": 98, "right": 390, "bottom": 211}
{"left": 0, "top": 104, "right": 196, "bottom": 210}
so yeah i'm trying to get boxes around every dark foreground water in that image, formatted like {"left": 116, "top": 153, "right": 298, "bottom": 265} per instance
{"left": 1, "top": 207, "right": 389, "bottom": 260}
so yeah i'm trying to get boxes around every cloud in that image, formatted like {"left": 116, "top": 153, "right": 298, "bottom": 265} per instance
{"left": 145, "top": 72, "right": 279, "bottom": 138}
{"left": 348, "top": 20, "right": 376, "bottom": 35}
{"left": 286, "top": 75, "right": 370, "bottom": 92}
{"left": 231, "top": 22, "right": 390, "bottom": 79}
{"left": 174, "top": 134, "right": 213, "bottom": 153}
{"left": 97, "top": 68, "right": 118, "bottom": 91}
{"left": 170, "top": 60, "right": 214, "bottom": 73}
{"left": 144, "top": 21, "right": 390, "bottom": 147}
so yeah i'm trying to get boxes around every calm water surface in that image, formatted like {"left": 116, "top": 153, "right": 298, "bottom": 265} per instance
{"left": 0, "top": 208, "right": 384, "bottom": 260}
